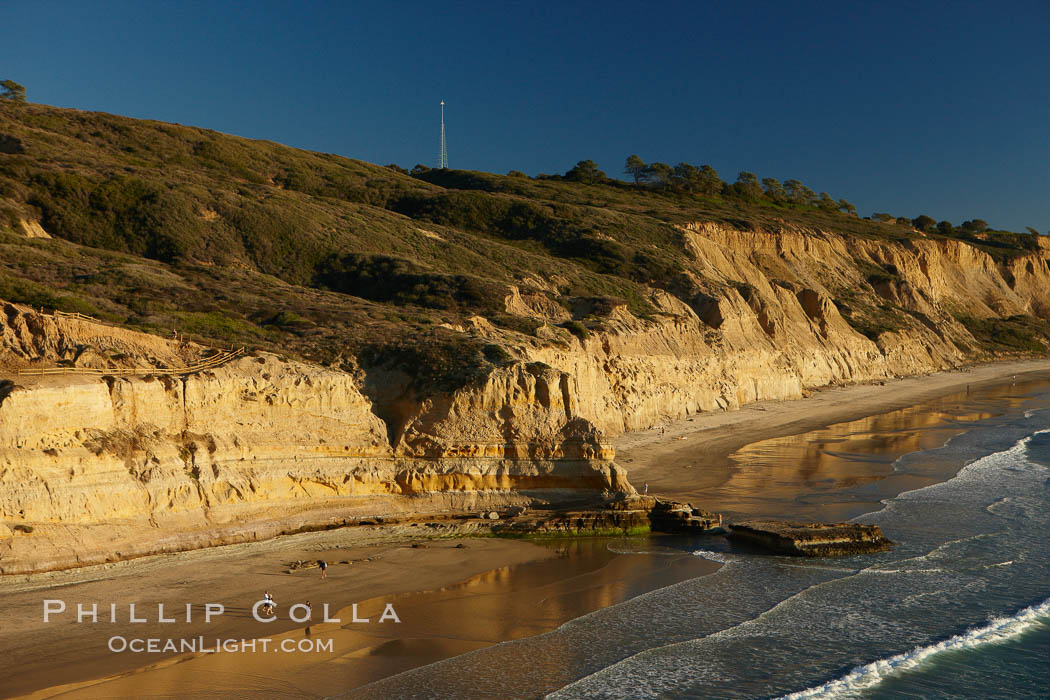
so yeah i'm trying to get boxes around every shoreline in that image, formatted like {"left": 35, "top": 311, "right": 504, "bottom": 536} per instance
{"left": 9, "top": 534, "right": 718, "bottom": 699}
{"left": 3, "top": 526, "right": 554, "bottom": 699}
{"left": 614, "top": 357, "right": 1050, "bottom": 516}
{"left": 8, "top": 356, "right": 1050, "bottom": 697}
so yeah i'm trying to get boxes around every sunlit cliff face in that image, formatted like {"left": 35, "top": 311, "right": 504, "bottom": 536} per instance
{"left": 3, "top": 220, "right": 1050, "bottom": 573}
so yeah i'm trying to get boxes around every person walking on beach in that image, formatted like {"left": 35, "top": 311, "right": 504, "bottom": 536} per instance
{"left": 318, "top": 559, "right": 328, "bottom": 579}
{"left": 643, "top": 482, "right": 648, "bottom": 495}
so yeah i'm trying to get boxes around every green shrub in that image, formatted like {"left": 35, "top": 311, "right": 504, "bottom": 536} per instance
{"left": 482, "top": 343, "right": 514, "bottom": 365}
{"left": 562, "top": 320, "right": 589, "bottom": 341}
{"left": 957, "top": 315, "right": 1050, "bottom": 353}
{"left": 314, "top": 253, "right": 504, "bottom": 313}
{"left": 174, "top": 311, "right": 263, "bottom": 345}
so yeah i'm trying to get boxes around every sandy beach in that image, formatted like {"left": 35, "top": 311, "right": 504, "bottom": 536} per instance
{"left": 6, "top": 532, "right": 716, "bottom": 699}
{"left": 7, "top": 357, "right": 1050, "bottom": 698}
{"left": 2, "top": 526, "right": 553, "bottom": 698}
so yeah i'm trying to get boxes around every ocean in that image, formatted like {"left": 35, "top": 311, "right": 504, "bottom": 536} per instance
{"left": 347, "top": 382, "right": 1050, "bottom": 699}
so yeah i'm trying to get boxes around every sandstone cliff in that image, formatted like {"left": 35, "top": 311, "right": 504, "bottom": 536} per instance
{"left": 488, "top": 222, "right": 1050, "bottom": 435}
{"left": 2, "top": 221, "right": 1049, "bottom": 574}
{"left": 0, "top": 306, "right": 628, "bottom": 573}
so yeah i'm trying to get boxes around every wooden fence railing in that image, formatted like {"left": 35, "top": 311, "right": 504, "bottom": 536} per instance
{"left": 51, "top": 310, "right": 103, "bottom": 324}
{"left": 15, "top": 348, "right": 246, "bottom": 378}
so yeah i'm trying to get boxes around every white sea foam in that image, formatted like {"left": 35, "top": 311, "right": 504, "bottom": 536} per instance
{"left": 861, "top": 431, "right": 1046, "bottom": 518}
{"left": 605, "top": 543, "right": 681, "bottom": 556}
{"left": 692, "top": 549, "right": 732, "bottom": 564}
{"left": 777, "top": 597, "right": 1050, "bottom": 699}
{"left": 861, "top": 567, "right": 947, "bottom": 575}
{"left": 775, "top": 563, "right": 859, "bottom": 573}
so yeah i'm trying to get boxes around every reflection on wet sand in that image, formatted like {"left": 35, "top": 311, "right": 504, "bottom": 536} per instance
{"left": 689, "top": 379, "right": 1047, "bottom": 522}
{"left": 33, "top": 538, "right": 715, "bottom": 699}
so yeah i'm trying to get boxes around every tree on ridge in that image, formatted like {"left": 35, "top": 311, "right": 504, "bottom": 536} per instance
{"left": 565, "top": 160, "right": 607, "bottom": 184}
{"left": 731, "top": 171, "right": 762, "bottom": 201}
{"left": 911, "top": 215, "right": 936, "bottom": 232}
{"left": 762, "top": 177, "right": 786, "bottom": 203}
{"left": 0, "top": 80, "right": 26, "bottom": 102}
{"left": 624, "top": 155, "right": 646, "bottom": 184}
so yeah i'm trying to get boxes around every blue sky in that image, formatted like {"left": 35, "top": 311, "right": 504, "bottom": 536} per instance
{"left": 2, "top": 0, "right": 1048, "bottom": 231}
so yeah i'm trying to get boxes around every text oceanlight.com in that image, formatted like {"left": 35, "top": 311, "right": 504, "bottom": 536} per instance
{"left": 107, "top": 637, "right": 334, "bottom": 654}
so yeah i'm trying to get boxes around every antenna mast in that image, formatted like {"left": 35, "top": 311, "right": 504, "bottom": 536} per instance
{"left": 439, "top": 100, "right": 448, "bottom": 169}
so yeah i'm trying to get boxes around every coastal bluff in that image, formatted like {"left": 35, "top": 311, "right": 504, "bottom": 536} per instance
{"left": 0, "top": 304, "right": 631, "bottom": 574}
{"left": 3, "top": 205, "right": 1050, "bottom": 573}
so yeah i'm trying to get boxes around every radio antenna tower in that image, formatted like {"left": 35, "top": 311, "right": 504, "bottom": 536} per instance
{"left": 439, "top": 100, "right": 448, "bottom": 169}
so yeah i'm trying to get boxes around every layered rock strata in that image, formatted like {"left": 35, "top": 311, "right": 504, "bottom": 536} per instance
{"left": 515, "top": 223, "right": 1050, "bottom": 435}
{"left": 2, "top": 222, "right": 1049, "bottom": 573}
{"left": 0, "top": 340, "right": 627, "bottom": 574}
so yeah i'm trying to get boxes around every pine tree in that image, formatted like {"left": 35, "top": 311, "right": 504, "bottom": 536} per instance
{"left": 0, "top": 80, "right": 26, "bottom": 103}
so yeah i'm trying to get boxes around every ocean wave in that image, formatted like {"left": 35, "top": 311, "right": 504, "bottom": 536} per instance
{"left": 774, "top": 563, "right": 859, "bottom": 573}
{"left": 861, "top": 430, "right": 1046, "bottom": 519}
{"left": 604, "top": 546, "right": 682, "bottom": 556}
{"left": 861, "top": 567, "right": 948, "bottom": 575}
{"left": 692, "top": 549, "right": 733, "bottom": 564}
{"left": 930, "top": 431, "right": 1038, "bottom": 479}
{"left": 777, "top": 597, "right": 1050, "bottom": 699}
{"left": 986, "top": 494, "right": 1047, "bottom": 520}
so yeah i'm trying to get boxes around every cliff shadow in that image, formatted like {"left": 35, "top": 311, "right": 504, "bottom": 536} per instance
{"left": 357, "top": 366, "right": 416, "bottom": 448}
{"left": 0, "top": 379, "right": 14, "bottom": 407}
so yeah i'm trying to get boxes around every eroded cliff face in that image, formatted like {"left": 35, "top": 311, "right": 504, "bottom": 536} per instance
{"left": 504, "top": 223, "right": 1050, "bottom": 434}
{"left": 1, "top": 302, "right": 195, "bottom": 370}
{"left": 2, "top": 222, "right": 1049, "bottom": 573}
{"left": 0, "top": 320, "right": 627, "bottom": 573}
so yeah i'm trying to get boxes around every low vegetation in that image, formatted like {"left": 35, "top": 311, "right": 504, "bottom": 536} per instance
{"left": 0, "top": 100, "right": 1047, "bottom": 389}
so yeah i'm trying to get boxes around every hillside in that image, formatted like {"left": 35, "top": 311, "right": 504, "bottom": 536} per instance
{"left": 3, "top": 101, "right": 1047, "bottom": 385}
{"left": 2, "top": 101, "right": 1050, "bottom": 573}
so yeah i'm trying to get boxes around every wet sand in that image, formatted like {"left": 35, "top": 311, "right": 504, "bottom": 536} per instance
{"left": 10, "top": 537, "right": 716, "bottom": 699}
{"left": 2, "top": 529, "right": 551, "bottom": 698}
{"left": 9, "top": 357, "right": 1050, "bottom": 698}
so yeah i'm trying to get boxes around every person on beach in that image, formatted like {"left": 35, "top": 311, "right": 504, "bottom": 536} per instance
{"left": 318, "top": 560, "right": 327, "bottom": 579}
{"left": 262, "top": 591, "right": 275, "bottom": 615}
{"left": 643, "top": 482, "right": 648, "bottom": 495}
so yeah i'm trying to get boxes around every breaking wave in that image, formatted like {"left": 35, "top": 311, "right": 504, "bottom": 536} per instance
{"left": 691, "top": 549, "right": 733, "bottom": 564}
{"left": 778, "top": 597, "right": 1050, "bottom": 699}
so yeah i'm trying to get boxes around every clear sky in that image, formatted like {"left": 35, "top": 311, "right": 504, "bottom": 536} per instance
{"left": 2, "top": 0, "right": 1048, "bottom": 231}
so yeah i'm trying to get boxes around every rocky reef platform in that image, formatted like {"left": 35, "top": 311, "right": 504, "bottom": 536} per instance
{"left": 728, "top": 520, "right": 892, "bottom": 557}
{"left": 487, "top": 496, "right": 727, "bottom": 537}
